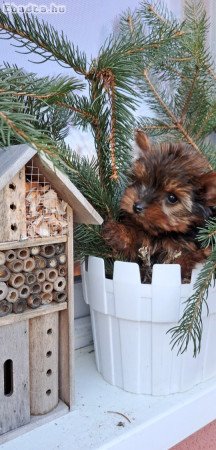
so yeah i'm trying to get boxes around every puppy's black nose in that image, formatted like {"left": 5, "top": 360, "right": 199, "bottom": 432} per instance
{"left": 133, "top": 202, "right": 145, "bottom": 213}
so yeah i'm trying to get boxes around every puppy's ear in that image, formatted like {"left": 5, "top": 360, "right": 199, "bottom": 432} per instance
{"left": 135, "top": 130, "right": 151, "bottom": 153}
{"left": 200, "top": 172, "right": 216, "bottom": 206}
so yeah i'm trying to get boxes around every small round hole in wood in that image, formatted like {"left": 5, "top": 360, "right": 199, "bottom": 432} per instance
{"left": 26, "top": 274, "right": 35, "bottom": 284}
{"left": 19, "top": 249, "right": 28, "bottom": 258}
{"left": 38, "top": 272, "right": 44, "bottom": 281}
{"left": 16, "top": 304, "right": 24, "bottom": 313}
{"left": 7, "top": 252, "right": 15, "bottom": 261}
{"left": 44, "top": 246, "right": 55, "bottom": 257}
{"left": 46, "top": 351, "right": 52, "bottom": 358}
{"left": 14, "top": 262, "right": 22, "bottom": 271}
{"left": 46, "top": 389, "right": 51, "bottom": 396}
{"left": 9, "top": 183, "right": 16, "bottom": 190}
{"left": 48, "top": 271, "right": 56, "bottom": 281}
{"left": 13, "top": 275, "right": 24, "bottom": 287}
{"left": 21, "top": 287, "right": 28, "bottom": 296}
{"left": 11, "top": 224, "right": 18, "bottom": 232}
{"left": 46, "top": 369, "right": 52, "bottom": 376}
{"left": 47, "top": 328, "right": 52, "bottom": 335}
{"left": 10, "top": 203, "right": 16, "bottom": 211}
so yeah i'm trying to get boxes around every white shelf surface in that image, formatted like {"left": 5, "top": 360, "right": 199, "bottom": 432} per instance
{"left": 1, "top": 346, "right": 216, "bottom": 450}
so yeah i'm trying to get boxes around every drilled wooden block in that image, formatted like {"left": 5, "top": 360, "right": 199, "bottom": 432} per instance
{"left": 29, "top": 312, "right": 59, "bottom": 415}
{"left": 0, "top": 169, "right": 26, "bottom": 242}
{"left": 0, "top": 321, "right": 30, "bottom": 435}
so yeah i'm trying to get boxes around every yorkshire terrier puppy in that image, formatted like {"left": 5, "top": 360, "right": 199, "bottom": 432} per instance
{"left": 103, "top": 131, "right": 216, "bottom": 281}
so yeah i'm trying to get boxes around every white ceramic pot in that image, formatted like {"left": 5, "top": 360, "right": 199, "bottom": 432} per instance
{"left": 81, "top": 256, "right": 216, "bottom": 395}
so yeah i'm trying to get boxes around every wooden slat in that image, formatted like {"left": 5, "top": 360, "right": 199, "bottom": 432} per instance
{"left": 0, "top": 321, "right": 30, "bottom": 435}
{"left": 0, "top": 401, "right": 68, "bottom": 445}
{"left": 29, "top": 312, "right": 59, "bottom": 415}
{"left": 0, "top": 302, "right": 67, "bottom": 327}
{"left": 34, "top": 154, "right": 103, "bottom": 226}
{"left": 0, "top": 169, "right": 26, "bottom": 242}
{"left": 0, "top": 144, "right": 36, "bottom": 192}
{"left": 59, "top": 206, "right": 74, "bottom": 407}
{"left": 0, "top": 235, "right": 67, "bottom": 251}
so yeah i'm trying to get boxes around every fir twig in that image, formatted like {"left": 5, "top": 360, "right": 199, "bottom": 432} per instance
{"left": 142, "top": 69, "right": 210, "bottom": 159}
{"left": 169, "top": 250, "right": 216, "bottom": 356}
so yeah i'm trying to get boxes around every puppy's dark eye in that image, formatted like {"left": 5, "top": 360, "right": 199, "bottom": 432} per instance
{"left": 167, "top": 193, "right": 178, "bottom": 204}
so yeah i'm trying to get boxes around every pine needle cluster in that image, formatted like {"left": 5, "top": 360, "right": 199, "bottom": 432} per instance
{"left": 0, "top": 1, "right": 215, "bottom": 355}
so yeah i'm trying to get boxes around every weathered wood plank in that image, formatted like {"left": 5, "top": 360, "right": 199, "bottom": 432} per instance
{"left": 59, "top": 206, "right": 74, "bottom": 407}
{"left": 0, "top": 321, "right": 30, "bottom": 435}
{"left": 0, "top": 144, "right": 36, "bottom": 192}
{"left": 0, "top": 235, "right": 67, "bottom": 251}
{"left": 0, "top": 302, "right": 67, "bottom": 327}
{"left": 0, "top": 169, "right": 26, "bottom": 242}
{"left": 29, "top": 312, "right": 59, "bottom": 415}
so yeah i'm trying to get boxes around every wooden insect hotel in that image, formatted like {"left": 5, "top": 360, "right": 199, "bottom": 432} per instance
{"left": 0, "top": 144, "right": 102, "bottom": 438}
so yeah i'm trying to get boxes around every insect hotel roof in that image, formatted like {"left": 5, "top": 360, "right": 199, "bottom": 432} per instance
{"left": 0, "top": 143, "right": 103, "bottom": 227}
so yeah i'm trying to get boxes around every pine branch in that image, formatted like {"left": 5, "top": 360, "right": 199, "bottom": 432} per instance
{"left": 197, "top": 219, "right": 216, "bottom": 248}
{"left": 179, "top": 67, "right": 199, "bottom": 122}
{"left": 74, "top": 224, "right": 112, "bottom": 261}
{"left": 142, "top": 69, "right": 212, "bottom": 162}
{"left": 0, "top": 10, "right": 88, "bottom": 75}
{"left": 0, "top": 65, "right": 83, "bottom": 101}
{"left": 55, "top": 145, "right": 120, "bottom": 219}
{"left": 169, "top": 249, "right": 216, "bottom": 356}
{"left": 56, "top": 94, "right": 98, "bottom": 128}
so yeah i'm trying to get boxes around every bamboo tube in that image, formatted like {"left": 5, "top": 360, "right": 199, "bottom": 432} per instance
{"left": 31, "top": 283, "right": 42, "bottom": 295}
{"left": 46, "top": 257, "right": 58, "bottom": 269}
{"left": 9, "top": 273, "right": 25, "bottom": 288}
{"left": 23, "top": 257, "right": 36, "bottom": 273}
{"left": 58, "top": 265, "right": 67, "bottom": 277}
{"left": 0, "top": 265, "right": 11, "bottom": 281}
{"left": 17, "top": 248, "right": 30, "bottom": 260}
{"left": 25, "top": 272, "right": 36, "bottom": 285}
{"left": 5, "top": 249, "right": 16, "bottom": 262}
{"left": 42, "top": 281, "right": 53, "bottom": 294}
{"left": 55, "top": 243, "right": 65, "bottom": 255}
{"left": 0, "top": 251, "right": 6, "bottom": 265}
{"left": 41, "top": 292, "right": 53, "bottom": 305}
{"left": 0, "top": 300, "right": 12, "bottom": 316}
{"left": 45, "top": 268, "right": 58, "bottom": 283}
{"left": 53, "top": 291, "right": 67, "bottom": 303}
{"left": 6, "top": 288, "right": 19, "bottom": 303}
{"left": 57, "top": 254, "right": 67, "bottom": 265}
{"left": 30, "top": 246, "right": 40, "bottom": 256}
{"left": 40, "top": 244, "right": 55, "bottom": 259}
{"left": 35, "top": 269, "right": 46, "bottom": 283}
{"left": 53, "top": 277, "right": 66, "bottom": 292}
{"left": 27, "top": 295, "right": 42, "bottom": 309}
{"left": 7, "top": 259, "right": 24, "bottom": 273}
{"left": 0, "top": 282, "right": 9, "bottom": 301}
{"left": 12, "top": 299, "right": 27, "bottom": 314}
{"left": 18, "top": 284, "right": 31, "bottom": 299}
{"left": 35, "top": 256, "right": 46, "bottom": 270}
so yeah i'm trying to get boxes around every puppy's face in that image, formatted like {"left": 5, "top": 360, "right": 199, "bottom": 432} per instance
{"left": 120, "top": 132, "right": 216, "bottom": 235}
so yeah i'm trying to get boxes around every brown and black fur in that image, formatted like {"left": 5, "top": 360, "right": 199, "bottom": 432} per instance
{"left": 103, "top": 131, "right": 216, "bottom": 280}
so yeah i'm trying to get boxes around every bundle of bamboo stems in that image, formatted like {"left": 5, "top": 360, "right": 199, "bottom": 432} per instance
{"left": 0, "top": 243, "right": 68, "bottom": 317}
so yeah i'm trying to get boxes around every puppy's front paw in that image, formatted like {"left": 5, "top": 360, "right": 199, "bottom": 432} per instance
{"left": 102, "top": 221, "right": 133, "bottom": 253}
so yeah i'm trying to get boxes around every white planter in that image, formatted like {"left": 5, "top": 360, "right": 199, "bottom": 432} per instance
{"left": 81, "top": 256, "right": 216, "bottom": 395}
